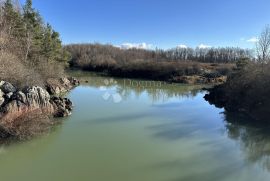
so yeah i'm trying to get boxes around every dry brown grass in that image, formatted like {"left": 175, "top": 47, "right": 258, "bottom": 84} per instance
{"left": 0, "top": 51, "right": 44, "bottom": 88}
{"left": 0, "top": 50, "right": 66, "bottom": 88}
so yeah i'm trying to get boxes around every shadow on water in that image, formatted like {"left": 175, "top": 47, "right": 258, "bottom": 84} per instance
{"left": 224, "top": 112, "right": 270, "bottom": 171}
{"left": 71, "top": 71, "right": 270, "bottom": 176}
{"left": 73, "top": 71, "right": 270, "bottom": 173}
{"left": 146, "top": 120, "right": 206, "bottom": 141}
{"left": 148, "top": 112, "right": 270, "bottom": 181}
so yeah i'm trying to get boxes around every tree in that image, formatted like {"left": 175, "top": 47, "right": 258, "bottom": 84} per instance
{"left": 23, "top": 0, "right": 44, "bottom": 64}
{"left": 256, "top": 25, "right": 270, "bottom": 63}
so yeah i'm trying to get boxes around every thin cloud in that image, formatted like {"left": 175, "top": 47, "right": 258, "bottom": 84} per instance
{"left": 247, "top": 37, "right": 259, "bottom": 43}
{"left": 198, "top": 44, "right": 212, "bottom": 49}
{"left": 177, "top": 44, "right": 188, "bottom": 49}
{"left": 120, "top": 43, "right": 153, "bottom": 50}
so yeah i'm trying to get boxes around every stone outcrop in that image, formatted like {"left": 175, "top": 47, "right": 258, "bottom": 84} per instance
{"left": 0, "top": 77, "right": 79, "bottom": 124}
{"left": 46, "top": 77, "right": 80, "bottom": 95}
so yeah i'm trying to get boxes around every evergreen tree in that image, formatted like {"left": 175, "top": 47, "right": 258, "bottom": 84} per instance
{"left": 22, "top": 0, "right": 43, "bottom": 63}
{"left": 2, "top": 0, "right": 25, "bottom": 58}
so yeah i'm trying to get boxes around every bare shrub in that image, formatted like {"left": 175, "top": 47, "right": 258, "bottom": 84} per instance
{"left": 0, "top": 110, "right": 55, "bottom": 140}
{"left": 0, "top": 51, "right": 44, "bottom": 88}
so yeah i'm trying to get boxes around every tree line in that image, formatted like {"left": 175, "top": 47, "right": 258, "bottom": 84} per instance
{"left": 66, "top": 44, "right": 253, "bottom": 70}
{"left": 164, "top": 47, "right": 252, "bottom": 63}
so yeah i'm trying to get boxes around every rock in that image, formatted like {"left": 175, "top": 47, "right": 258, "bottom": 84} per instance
{"left": 67, "top": 77, "right": 80, "bottom": 86}
{"left": 0, "top": 81, "right": 16, "bottom": 94}
{"left": 51, "top": 96, "right": 73, "bottom": 117}
{"left": 5, "top": 92, "right": 13, "bottom": 100}
{"left": 0, "top": 81, "right": 74, "bottom": 125}
{"left": 23, "top": 86, "right": 51, "bottom": 107}
{"left": 13, "top": 91, "right": 27, "bottom": 104}
{"left": 59, "top": 77, "right": 70, "bottom": 85}
{"left": 46, "top": 77, "right": 80, "bottom": 95}
{"left": 0, "top": 80, "right": 75, "bottom": 140}
{"left": 0, "top": 81, "right": 5, "bottom": 87}
{"left": 0, "top": 89, "right": 4, "bottom": 106}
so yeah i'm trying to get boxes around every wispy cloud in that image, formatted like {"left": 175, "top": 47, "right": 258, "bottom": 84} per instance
{"left": 246, "top": 37, "right": 259, "bottom": 43}
{"left": 120, "top": 42, "right": 153, "bottom": 50}
{"left": 177, "top": 44, "right": 188, "bottom": 49}
{"left": 198, "top": 44, "right": 212, "bottom": 49}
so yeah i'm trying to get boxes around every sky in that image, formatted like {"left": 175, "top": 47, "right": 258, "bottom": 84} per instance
{"left": 20, "top": 0, "right": 270, "bottom": 49}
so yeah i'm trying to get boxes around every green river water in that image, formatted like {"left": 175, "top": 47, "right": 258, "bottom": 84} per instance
{"left": 0, "top": 72, "right": 270, "bottom": 181}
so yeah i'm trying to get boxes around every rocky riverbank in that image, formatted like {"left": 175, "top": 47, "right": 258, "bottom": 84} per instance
{"left": 0, "top": 77, "right": 79, "bottom": 139}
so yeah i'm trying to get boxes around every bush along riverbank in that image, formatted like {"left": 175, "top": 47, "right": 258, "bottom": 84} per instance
{"left": 204, "top": 61, "right": 270, "bottom": 122}
{"left": 205, "top": 26, "right": 270, "bottom": 123}
{"left": 0, "top": 77, "right": 79, "bottom": 140}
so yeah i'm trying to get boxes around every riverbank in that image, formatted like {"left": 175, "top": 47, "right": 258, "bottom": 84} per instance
{"left": 65, "top": 44, "right": 236, "bottom": 85}
{"left": 69, "top": 61, "right": 231, "bottom": 85}
{"left": 0, "top": 77, "right": 79, "bottom": 140}
{"left": 204, "top": 62, "right": 270, "bottom": 122}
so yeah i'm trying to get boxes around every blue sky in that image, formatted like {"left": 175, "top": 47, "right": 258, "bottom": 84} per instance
{"left": 21, "top": 0, "right": 270, "bottom": 49}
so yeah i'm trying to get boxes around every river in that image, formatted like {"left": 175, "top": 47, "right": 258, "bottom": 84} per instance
{"left": 0, "top": 72, "right": 269, "bottom": 181}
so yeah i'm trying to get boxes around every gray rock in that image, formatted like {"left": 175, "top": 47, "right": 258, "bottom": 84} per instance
{"left": 0, "top": 81, "right": 16, "bottom": 93}
{"left": 23, "top": 86, "right": 51, "bottom": 106}
{"left": 0, "top": 99, "right": 4, "bottom": 107}
{"left": 13, "top": 91, "right": 27, "bottom": 104}
{"left": 0, "top": 89, "right": 4, "bottom": 107}
{"left": 51, "top": 96, "right": 73, "bottom": 117}
{"left": 60, "top": 77, "right": 70, "bottom": 86}
{"left": 0, "top": 81, "right": 5, "bottom": 87}
{"left": 68, "top": 77, "right": 80, "bottom": 86}
{"left": 5, "top": 92, "right": 13, "bottom": 100}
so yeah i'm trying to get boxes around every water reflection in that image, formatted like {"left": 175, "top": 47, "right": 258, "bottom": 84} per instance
{"left": 71, "top": 71, "right": 204, "bottom": 103}
{"left": 224, "top": 112, "right": 270, "bottom": 171}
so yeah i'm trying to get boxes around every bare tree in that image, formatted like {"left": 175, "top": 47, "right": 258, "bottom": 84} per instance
{"left": 256, "top": 25, "right": 270, "bottom": 63}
